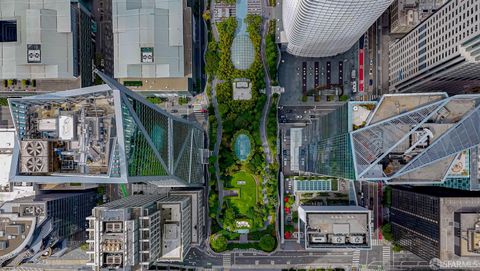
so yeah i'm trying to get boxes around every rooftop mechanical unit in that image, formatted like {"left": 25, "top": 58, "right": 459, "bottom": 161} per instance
{"left": 331, "top": 235, "right": 346, "bottom": 244}
{"left": 349, "top": 235, "right": 364, "bottom": 244}
{"left": 20, "top": 141, "right": 50, "bottom": 173}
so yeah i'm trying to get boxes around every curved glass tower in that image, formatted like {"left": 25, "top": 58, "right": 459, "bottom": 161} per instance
{"left": 282, "top": 0, "right": 393, "bottom": 57}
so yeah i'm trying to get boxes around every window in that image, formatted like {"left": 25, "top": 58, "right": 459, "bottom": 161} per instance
{"left": 0, "top": 20, "right": 17, "bottom": 42}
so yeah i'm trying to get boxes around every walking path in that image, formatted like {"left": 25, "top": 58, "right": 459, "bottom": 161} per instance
{"left": 211, "top": 78, "right": 224, "bottom": 207}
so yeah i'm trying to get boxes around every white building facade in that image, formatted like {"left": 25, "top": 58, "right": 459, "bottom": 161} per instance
{"left": 282, "top": 0, "right": 393, "bottom": 57}
{"left": 389, "top": 0, "right": 480, "bottom": 93}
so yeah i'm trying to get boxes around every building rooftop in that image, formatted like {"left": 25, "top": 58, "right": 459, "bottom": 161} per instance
{"left": 0, "top": 0, "right": 75, "bottom": 80}
{"left": 8, "top": 71, "right": 206, "bottom": 186}
{"left": 113, "top": 0, "right": 189, "bottom": 79}
{"left": 393, "top": 185, "right": 480, "bottom": 198}
{"left": 298, "top": 206, "right": 371, "bottom": 250}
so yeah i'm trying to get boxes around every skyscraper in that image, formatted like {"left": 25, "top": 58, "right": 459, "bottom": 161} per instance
{"left": 0, "top": 191, "right": 97, "bottom": 266}
{"left": 281, "top": 0, "right": 393, "bottom": 57}
{"left": 8, "top": 71, "right": 207, "bottom": 186}
{"left": 389, "top": 0, "right": 480, "bottom": 93}
{"left": 87, "top": 191, "right": 204, "bottom": 270}
{"left": 299, "top": 93, "right": 480, "bottom": 186}
{"left": 390, "top": 186, "right": 480, "bottom": 261}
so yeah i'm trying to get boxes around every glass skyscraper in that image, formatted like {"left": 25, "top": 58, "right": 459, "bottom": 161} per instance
{"left": 300, "top": 93, "right": 480, "bottom": 186}
{"left": 8, "top": 71, "right": 205, "bottom": 186}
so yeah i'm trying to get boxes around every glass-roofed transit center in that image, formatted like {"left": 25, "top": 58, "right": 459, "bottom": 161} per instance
{"left": 8, "top": 71, "right": 207, "bottom": 187}
{"left": 231, "top": 0, "right": 255, "bottom": 70}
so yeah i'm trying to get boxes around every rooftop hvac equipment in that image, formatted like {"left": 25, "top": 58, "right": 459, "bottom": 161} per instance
{"left": 20, "top": 141, "right": 50, "bottom": 173}
{"left": 349, "top": 235, "right": 364, "bottom": 244}
{"left": 22, "top": 141, "right": 48, "bottom": 157}
{"left": 38, "top": 118, "right": 57, "bottom": 132}
{"left": 58, "top": 115, "right": 76, "bottom": 140}
{"left": 331, "top": 235, "right": 346, "bottom": 244}
{"left": 105, "top": 254, "right": 122, "bottom": 265}
{"left": 22, "top": 157, "right": 48, "bottom": 173}
{"left": 310, "top": 235, "right": 327, "bottom": 243}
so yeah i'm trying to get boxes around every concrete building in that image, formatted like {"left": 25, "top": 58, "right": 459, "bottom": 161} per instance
{"left": 298, "top": 206, "right": 372, "bottom": 250}
{"left": 112, "top": 0, "right": 193, "bottom": 94}
{"left": 0, "top": 0, "right": 94, "bottom": 94}
{"left": 86, "top": 191, "right": 204, "bottom": 270}
{"left": 391, "top": 186, "right": 480, "bottom": 262}
{"left": 389, "top": 0, "right": 480, "bottom": 94}
{"left": 299, "top": 93, "right": 480, "bottom": 188}
{"left": 281, "top": 0, "right": 393, "bottom": 57}
{"left": 8, "top": 71, "right": 207, "bottom": 186}
{"left": 0, "top": 191, "right": 97, "bottom": 266}
{"left": 390, "top": 0, "right": 446, "bottom": 34}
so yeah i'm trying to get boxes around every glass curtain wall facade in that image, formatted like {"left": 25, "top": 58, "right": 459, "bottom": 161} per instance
{"left": 301, "top": 103, "right": 355, "bottom": 179}
{"left": 391, "top": 187, "right": 440, "bottom": 260}
{"left": 301, "top": 93, "right": 480, "bottom": 186}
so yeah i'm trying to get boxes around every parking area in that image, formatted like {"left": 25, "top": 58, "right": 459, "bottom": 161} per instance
{"left": 278, "top": 44, "right": 358, "bottom": 106}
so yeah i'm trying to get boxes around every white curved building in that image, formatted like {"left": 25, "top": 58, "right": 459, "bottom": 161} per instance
{"left": 282, "top": 0, "right": 393, "bottom": 57}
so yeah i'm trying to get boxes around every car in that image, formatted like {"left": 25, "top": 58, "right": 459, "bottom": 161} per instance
{"left": 310, "top": 115, "right": 316, "bottom": 118}
{"left": 171, "top": 109, "right": 178, "bottom": 113}
{"left": 283, "top": 150, "right": 288, "bottom": 155}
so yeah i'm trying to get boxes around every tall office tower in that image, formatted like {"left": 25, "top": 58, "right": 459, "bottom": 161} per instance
{"left": 390, "top": 186, "right": 480, "bottom": 261}
{"left": 389, "top": 0, "right": 480, "bottom": 93}
{"left": 112, "top": 0, "right": 193, "bottom": 94}
{"left": 169, "top": 189, "right": 205, "bottom": 245}
{"left": 298, "top": 93, "right": 480, "bottom": 186}
{"left": 93, "top": 0, "right": 114, "bottom": 76}
{"left": 0, "top": 191, "right": 97, "bottom": 266}
{"left": 389, "top": 0, "right": 446, "bottom": 34}
{"left": 87, "top": 192, "right": 202, "bottom": 270}
{"left": 8, "top": 71, "right": 207, "bottom": 186}
{"left": 281, "top": 0, "right": 393, "bottom": 57}
{"left": 0, "top": 0, "right": 94, "bottom": 94}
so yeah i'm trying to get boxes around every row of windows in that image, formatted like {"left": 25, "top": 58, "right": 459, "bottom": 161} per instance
{"left": 390, "top": 0, "right": 480, "bottom": 83}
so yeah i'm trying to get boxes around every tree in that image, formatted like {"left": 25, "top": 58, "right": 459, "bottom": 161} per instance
{"left": 259, "top": 235, "right": 276, "bottom": 252}
{"left": 202, "top": 10, "right": 211, "bottom": 21}
{"left": 223, "top": 207, "right": 236, "bottom": 229}
{"left": 381, "top": 223, "right": 393, "bottom": 241}
{"left": 210, "top": 234, "right": 228, "bottom": 252}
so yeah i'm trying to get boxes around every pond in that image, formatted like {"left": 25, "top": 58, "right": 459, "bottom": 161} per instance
{"left": 234, "top": 133, "right": 252, "bottom": 161}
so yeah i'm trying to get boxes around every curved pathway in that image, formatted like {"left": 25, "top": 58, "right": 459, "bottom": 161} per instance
{"left": 259, "top": 19, "right": 273, "bottom": 165}
{"left": 211, "top": 78, "right": 224, "bottom": 207}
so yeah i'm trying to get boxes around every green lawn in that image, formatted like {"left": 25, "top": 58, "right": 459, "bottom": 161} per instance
{"left": 225, "top": 171, "right": 258, "bottom": 215}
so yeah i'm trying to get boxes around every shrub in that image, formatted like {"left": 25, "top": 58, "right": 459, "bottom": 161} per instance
{"left": 210, "top": 234, "right": 228, "bottom": 252}
{"left": 259, "top": 235, "right": 276, "bottom": 252}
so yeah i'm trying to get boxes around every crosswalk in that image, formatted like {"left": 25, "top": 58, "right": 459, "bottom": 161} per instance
{"left": 383, "top": 246, "right": 391, "bottom": 267}
{"left": 352, "top": 250, "right": 361, "bottom": 267}
{"left": 371, "top": 238, "right": 383, "bottom": 246}
{"left": 223, "top": 254, "right": 231, "bottom": 267}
